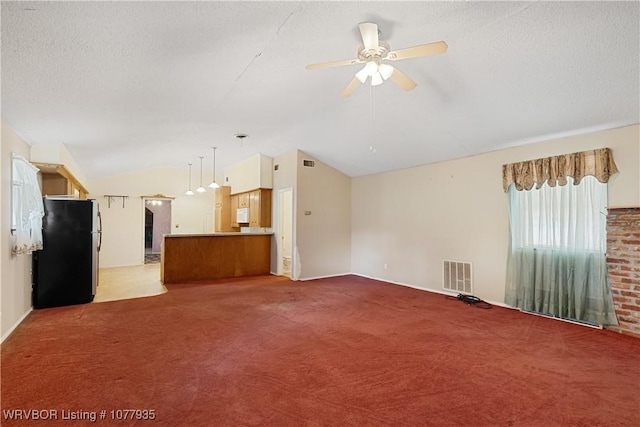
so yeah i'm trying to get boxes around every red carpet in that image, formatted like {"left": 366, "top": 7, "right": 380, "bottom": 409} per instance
{"left": 2, "top": 274, "right": 639, "bottom": 426}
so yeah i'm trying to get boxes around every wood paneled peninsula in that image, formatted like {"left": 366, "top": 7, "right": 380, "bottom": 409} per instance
{"left": 161, "top": 233, "right": 273, "bottom": 284}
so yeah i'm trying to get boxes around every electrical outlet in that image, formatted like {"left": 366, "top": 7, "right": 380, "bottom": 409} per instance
{"left": 384, "top": 263, "right": 388, "bottom": 270}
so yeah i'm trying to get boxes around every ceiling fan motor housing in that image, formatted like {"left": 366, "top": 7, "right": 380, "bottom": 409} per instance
{"left": 358, "top": 41, "right": 391, "bottom": 64}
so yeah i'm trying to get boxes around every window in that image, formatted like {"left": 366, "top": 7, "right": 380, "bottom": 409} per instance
{"left": 508, "top": 176, "right": 606, "bottom": 252}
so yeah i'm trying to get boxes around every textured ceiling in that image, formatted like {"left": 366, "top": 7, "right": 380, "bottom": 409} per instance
{"left": 2, "top": 1, "right": 639, "bottom": 180}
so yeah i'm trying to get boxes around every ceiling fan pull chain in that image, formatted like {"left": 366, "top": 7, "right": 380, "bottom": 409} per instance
{"left": 370, "top": 84, "right": 376, "bottom": 129}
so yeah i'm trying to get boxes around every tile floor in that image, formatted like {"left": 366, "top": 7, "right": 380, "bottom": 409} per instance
{"left": 94, "top": 263, "right": 167, "bottom": 303}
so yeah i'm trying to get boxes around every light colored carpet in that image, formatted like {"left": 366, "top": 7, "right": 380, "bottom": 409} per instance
{"left": 94, "top": 264, "right": 167, "bottom": 303}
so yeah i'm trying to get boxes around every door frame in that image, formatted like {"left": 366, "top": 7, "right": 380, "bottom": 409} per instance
{"left": 276, "top": 187, "right": 294, "bottom": 277}
{"left": 140, "top": 196, "right": 174, "bottom": 264}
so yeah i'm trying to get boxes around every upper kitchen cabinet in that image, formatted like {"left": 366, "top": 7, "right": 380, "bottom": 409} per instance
{"left": 223, "top": 154, "right": 273, "bottom": 194}
{"left": 31, "top": 144, "right": 89, "bottom": 199}
{"left": 34, "top": 162, "right": 89, "bottom": 199}
{"left": 230, "top": 193, "right": 240, "bottom": 228}
{"left": 214, "top": 186, "right": 232, "bottom": 232}
{"left": 238, "top": 192, "right": 250, "bottom": 208}
{"left": 249, "top": 189, "right": 272, "bottom": 227}
{"left": 229, "top": 188, "right": 272, "bottom": 228}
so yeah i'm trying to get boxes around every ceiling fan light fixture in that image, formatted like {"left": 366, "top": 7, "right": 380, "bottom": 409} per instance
{"left": 364, "top": 60, "right": 378, "bottom": 76}
{"left": 371, "top": 72, "right": 384, "bottom": 86}
{"left": 378, "top": 63, "right": 394, "bottom": 80}
{"left": 305, "top": 22, "right": 445, "bottom": 97}
{"left": 355, "top": 66, "right": 369, "bottom": 83}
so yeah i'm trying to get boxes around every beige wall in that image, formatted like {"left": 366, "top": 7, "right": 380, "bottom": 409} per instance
{"left": 1, "top": 123, "right": 33, "bottom": 340}
{"left": 88, "top": 167, "right": 214, "bottom": 268}
{"left": 270, "top": 149, "right": 352, "bottom": 280}
{"left": 30, "top": 144, "right": 88, "bottom": 188}
{"left": 351, "top": 124, "right": 640, "bottom": 304}
{"left": 223, "top": 154, "right": 273, "bottom": 194}
{"left": 296, "top": 151, "right": 351, "bottom": 280}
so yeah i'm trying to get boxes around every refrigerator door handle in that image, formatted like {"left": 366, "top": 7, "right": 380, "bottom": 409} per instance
{"left": 97, "top": 211, "right": 103, "bottom": 252}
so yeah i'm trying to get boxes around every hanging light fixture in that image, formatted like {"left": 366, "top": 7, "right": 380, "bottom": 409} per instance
{"left": 196, "top": 156, "right": 206, "bottom": 193}
{"left": 208, "top": 146, "right": 220, "bottom": 189}
{"left": 185, "top": 163, "right": 194, "bottom": 196}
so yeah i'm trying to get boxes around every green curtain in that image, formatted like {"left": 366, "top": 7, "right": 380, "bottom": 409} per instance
{"left": 504, "top": 176, "right": 618, "bottom": 325}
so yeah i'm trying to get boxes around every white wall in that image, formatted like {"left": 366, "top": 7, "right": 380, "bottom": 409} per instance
{"left": 1, "top": 122, "right": 33, "bottom": 340}
{"left": 88, "top": 167, "right": 214, "bottom": 268}
{"left": 351, "top": 124, "right": 640, "bottom": 304}
{"left": 296, "top": 150, "right": 351, "bottom": 280}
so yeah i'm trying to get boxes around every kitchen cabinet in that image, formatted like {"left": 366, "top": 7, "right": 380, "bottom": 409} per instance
{"left": 249, "top": 189, "right": 272, "bottom": 227}
{"left": 214, "top": 186, "right": 232, "bottom": 232}
{"left": 162, "top": 233, "right": 272, "bottom": 284}
{"left": 238, "top": 192, "right": 250, "bottom": 208}
{"left": 34, "top": 162, "right": 88, "bottom": 199}
{"left": 229, "top": 188, "right": 272, "bottom": 228}
{"left": 230, "top": 194, "right": 240, "bottom": 228}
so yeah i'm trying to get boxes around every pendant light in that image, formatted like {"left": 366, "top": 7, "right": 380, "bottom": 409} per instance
{"left": 208, "top": 146, "right": 220, "bottom": 189}
{"left": 185, "top": 163, "right": 194, "bottom": 196}
{"left": 196, "top": 156, "right": 206, "bottom": 193}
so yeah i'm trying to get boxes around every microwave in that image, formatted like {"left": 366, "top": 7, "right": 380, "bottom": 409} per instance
{"left": 236, "top": 207, "right": 249, "bottom": 223}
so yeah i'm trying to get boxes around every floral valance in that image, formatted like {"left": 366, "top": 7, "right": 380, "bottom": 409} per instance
{"left": 502, "top": 147, "right": 618, "bottom": 192}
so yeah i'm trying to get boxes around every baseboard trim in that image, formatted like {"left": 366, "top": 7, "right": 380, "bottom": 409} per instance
{"left": 1, "top": 308, "right": 32, "bottom": 344}
{"left": 299, "top": 272, "right": 352, "bottom": 282}
{"left": 518, "top": 309, "right": 603, "bottom": 330}
{"left": 351, "top": 273, "right": 512, "bottom": 308}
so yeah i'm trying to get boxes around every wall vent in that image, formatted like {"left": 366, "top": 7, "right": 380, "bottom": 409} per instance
{"left": 443, "top": 260, "right": 472, "bottom": 294}
{"left": 302, "top": 160, "right": 315, "bottom": 167}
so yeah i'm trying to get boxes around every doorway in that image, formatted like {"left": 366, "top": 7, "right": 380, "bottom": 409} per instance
{"left": 277, "top": 188, "right": 293, "bottom": 277}
{"left": 143, "top": 199, "right": 172, "bottom": 264}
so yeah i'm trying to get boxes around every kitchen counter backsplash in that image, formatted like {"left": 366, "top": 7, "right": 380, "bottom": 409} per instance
{"left": 240, "top": 227, "right": 273, "bottom": 233}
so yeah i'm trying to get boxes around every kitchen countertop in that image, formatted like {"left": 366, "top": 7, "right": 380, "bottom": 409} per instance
{"left": 164, "top": 232, "right": 274, "bottom": 238}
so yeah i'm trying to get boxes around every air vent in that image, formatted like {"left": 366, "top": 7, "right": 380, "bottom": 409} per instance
{"left": 303, "top": 160, "right": 315, "bottom": 167}
{"left": 443, "top": 260, "right": 472, "bottom": 294}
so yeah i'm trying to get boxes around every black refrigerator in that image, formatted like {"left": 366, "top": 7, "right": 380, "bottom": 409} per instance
{"left": 32, "top": 198, "right": 101, "bottom": 309}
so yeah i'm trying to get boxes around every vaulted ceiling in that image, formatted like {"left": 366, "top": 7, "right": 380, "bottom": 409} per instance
{"left": 2, "top": 1, "right": 639, "bottom": 180}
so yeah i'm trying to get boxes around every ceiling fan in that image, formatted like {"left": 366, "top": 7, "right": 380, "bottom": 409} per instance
{"left": 305, "top": 22, "right": 447, "bottom": 98}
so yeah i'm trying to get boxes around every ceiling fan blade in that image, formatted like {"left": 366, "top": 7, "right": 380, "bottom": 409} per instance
{"left": 305, "top": 58, "right": 359, "bottom": 70}
{"left": 387, "top": 41, "right": 448, "bottom": 61}
{"left": 341, "top": 77, "right": 361, "bottom": 98}
{"left": 359, "top": 22, "right": 379, "bottom": 50}
{"left": 389, "top": 67, "right": 417, "bottom": 91}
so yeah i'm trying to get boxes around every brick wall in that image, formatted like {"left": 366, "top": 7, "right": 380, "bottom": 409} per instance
{"left": 605, "top": 207, "right": 640, "bottom": 337}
